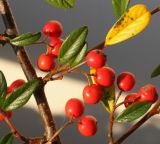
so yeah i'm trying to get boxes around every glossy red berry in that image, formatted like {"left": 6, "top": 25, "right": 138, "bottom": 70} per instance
{"left": 95, "top": 67, "right": 115, "bottom": 87}
{"left": 138, "top": 84, "right": 158, "bottom": 103}
{"left": 65, "top": 98, "right": 85, "bottom": 119}
{"left": 78, "top": 115, "right": 97, "bottom": 136}
{"left": 83, "top": 84, "right": 103, "bottom": 104}
{"left": 86, "top": 50, "right": 106, "bottom": 69}
{"left": 9, "top": 79, "right": 26, "bottom": 92}
{"left": 43, "top": 20, "right": 63, "bottom": 39}
{"left": 37, "top": 53, "right": 55, "bottom": 71}
{"left": 0, "top": 111, "right": 12, "bottom": 121}
{"left": 47, "top": 38, "right": 63, "bottom": 57}
{"left": 124, "top": 93, "right": 140, "bottom": 108}
{"left": 117, "top": 72, "right": 136, "bottom": 91}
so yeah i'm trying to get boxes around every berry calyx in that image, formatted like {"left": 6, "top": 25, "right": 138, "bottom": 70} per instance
{"left": 138, "top": 84, "right": 158, "bottom": 103}
{"left": 124, "top": 93, "right": 140, "bottom": 108}
{"left": 78, "top": 115, "right": 97, "bottom": 136}
{"left": 86, "top": 50, "right": 106, "bottom": 69}
{"left": 37, "top": 53, "right": 55, "bottom": 71}
{"left": 43, "top": 20, "right": 63, "bottom": 39}
{"left": 9, "top": 79, "right": 26, "bottom": 93}
{"left": 83, "top": 84, "right": 103, "bottom": 104}
{"left": 47, "top": 38, "right": 63, "bottom": 57}
{"left": 65, "top": 98, "right": 85, "bottom": 119}
{"left": 117, "top": 72, "right": 136, "bottom": 92}
{"left": 95, "top": 66, "right": 115, "bottom": 87}
{"left": 0, "top": 111, "right": 12, "bottom": 121}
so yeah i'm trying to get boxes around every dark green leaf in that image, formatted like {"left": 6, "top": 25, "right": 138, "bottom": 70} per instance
{"left": 46, "top": 0, "right": 75, "bottom": 8}
{"left": 151, "top": 64, "right": 160, "bottom": 78}
{"left": 0, "top": 71, "right": 7, "bottom": 107}
{"left": 3, "top": 79, "right": 39, "bottom": 111}
{"left": 10, "top": 32, "right": 41, "bottom": 46}
{"left": 58, "top": 26, "right": 88, "bottom": 65}
{"left": 0, "top": 133, "right": 13, "bottom": 144}
{"left": 69, "top": 43, "right": 88, "bottom": 67}
{"left": 116, "top": 101, "right": 152, "bottom": 123}
{"left": 101, "top": 85, "right": 115, "bottom": 113}
{"left": 112, "top": 0, "right": 131, "bottom": 19}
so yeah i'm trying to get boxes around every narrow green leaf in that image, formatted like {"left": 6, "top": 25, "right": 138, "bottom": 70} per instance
{"left": 46, "top": 0, "right": 75, "bottom": 8}
{"left": 0, "top": 133, "right": 13, "bottom": 144}
{"left": 112, "top": 0, "right": 131, "bottom": 19}
{"left": 3, "top": 79, "right": 39, "bottom": 111}
{"left": 10, "top": 32, "right": 41, "bottom": 46}
{"left": 0, "top": 71, "right": 7, "bottom": 107}
{"left": 151, "top": 64, "right": 160, "bottom": 78}
{"left": 116, "top": 101, "right": 152, "bottom": 123}
{"left": 58, "top": 26, "right": 88, "bottom": 65}
{"left": 69, "top": 43, "right": 88, "bottom": 67}
{"left": 101, "top": 85, "right": 115, "bottom": 113}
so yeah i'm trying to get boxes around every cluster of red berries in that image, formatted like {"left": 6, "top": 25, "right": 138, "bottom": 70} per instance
{"left": 0, "top": 79, "right": 25, "bottom": 121}
{"left": 87, "top": 49, "right": 159, "bottom": 107}
{"left": 64, "top": 48, "right": 159, "bottom": 137}
{"left": 65, "top": 98, "right": 97, "bottom": 137}
{"left": 37, "top": 20, "right": 64, "bottom": 71}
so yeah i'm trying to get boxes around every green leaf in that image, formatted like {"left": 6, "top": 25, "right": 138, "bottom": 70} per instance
{"left": 0, "top": 71, "right": 7, "bottom": 107}
{"left": 10, "top": 32, "right": 41, "bottom": 46}
{"left": 101, "top": 85, "right": 115, "bottom": 113}
{"left": 46, "top": 0, "right": 75, "bottom": 8}
{"left": 116, "top": 101, "right": 152, "bottom": 123}
{"left": 112, "top": 0, "right": 131, "bottom": 19}
{"left": 0, "top": 133, "right": 14, "bottom": 144}
{"left": 58, "top": 26, "right": 88, "bottom": 65}
{"left": 69, "top": 43, "right": 88, "bottom": 67}
{"left": 151, "top": 64, "right": 160, "bottom": 78}
{"left": 3, "top": 79, "right": 39, "bottom": 111}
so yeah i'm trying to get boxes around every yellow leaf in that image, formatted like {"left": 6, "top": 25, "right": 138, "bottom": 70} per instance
{"left": 105, "top": 4, "right": 151, "bottom": 45}
{"left": 90, "top": 67, "right": 115, "bottom": 113}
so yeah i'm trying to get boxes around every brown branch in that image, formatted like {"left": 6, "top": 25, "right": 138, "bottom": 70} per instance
{"left": 151, "top": 5, "right": 160, "bottom": 15}
{"left": 114, "top": 100, "right": 160, "bottom": 144}
{"left": 0, "top": 109, "right": 28, "bottom": 142}
{"left": 0, "top": 0, "right": 61, "bottom": 143}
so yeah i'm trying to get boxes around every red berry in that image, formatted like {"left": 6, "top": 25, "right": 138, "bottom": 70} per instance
{"left": 0, "top": 111, "right": 12, "bottom": 121}
{"left": 43, "top": 20, "right": 63, "bottom": 39}
{"left": 65, "top": 98, "right": 85, "bottom": 119}
{"left": 83, "top": 84, "right": 103, "bottom": 104}
{"left": 37, "top": 53, "right": 55, "bottom": 71}
{"left": 124, "top": 93, "right": 140, "bottom": 108}
{"left": 9, "top": 79, "right": 26, "bottom": 92}
{"left": 138, "top": 84, "right": 158, "bottom": 103}
{"left": 86, "top": 50, "right": 106, "bottom": 69}
{"left": 95, "top": 67, "right": 115, "bottom": 87}
{"left": 47, "top": 38, "right": 63, "bottom": 57}
{"left": 78, "top": 115, "right": 97, "bottom": 136}
{"left": 117, "top": 72, "right": 136, "bottom": 91}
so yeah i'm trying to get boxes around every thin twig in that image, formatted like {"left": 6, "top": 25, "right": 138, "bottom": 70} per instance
{"left": 46, "top": 120, "right": 74, "bottom": 144}
{"left": 151, "top": 5, "right": 160, "bottom": 15}
{"left": 50, "top": 69, "right": 91, "bottom": 85}
{"left": 0, "top": 109, "right": 28, "bottom": 142}
{"left": 115, "top": 91, "right": 123, "bottom": 104}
